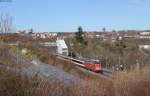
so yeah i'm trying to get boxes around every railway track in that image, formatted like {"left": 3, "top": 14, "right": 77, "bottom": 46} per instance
{"left": 76, "top": 66, "right": 113, "bottom": 80}
{"left": 55, "top": 53, "right": 113, "bottom": 78}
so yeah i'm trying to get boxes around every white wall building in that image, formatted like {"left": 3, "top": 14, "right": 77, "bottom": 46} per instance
{"left": 139, "top": 32, "right": 150, "bottom": 39}
{"left": 139, "top": 45, "right": 150, "bottom": 50}
{"left": 56, "top": 39, "right": 68, "bottom": 56}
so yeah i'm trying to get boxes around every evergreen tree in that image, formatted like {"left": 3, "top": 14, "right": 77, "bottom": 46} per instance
{"left": 75, "top": 26, "right": 84, "bottom": 43}
{"left": 115, "top": 36, "right": 126, "bottom": 56}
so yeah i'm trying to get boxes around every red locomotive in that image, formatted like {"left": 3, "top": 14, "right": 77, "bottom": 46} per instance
{"left": 82, "top": 59, "right": 102, "bottom": 72}
{"left": 72, "top": 58, "right": 103, "bottom": 72}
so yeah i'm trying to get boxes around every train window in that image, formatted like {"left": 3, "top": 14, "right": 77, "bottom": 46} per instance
{"left": 94, "top": 61, "right": 99, "bottom": 64}
{"left": 62, "top": 48, "right": 68, "bottom": 50}
{"left": 62, "top": 52, "right": 67, "bottom": 55}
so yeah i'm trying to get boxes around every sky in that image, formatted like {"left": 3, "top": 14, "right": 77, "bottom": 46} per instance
{"left": 0, "top": 0, "right": 150, "bottom": 32}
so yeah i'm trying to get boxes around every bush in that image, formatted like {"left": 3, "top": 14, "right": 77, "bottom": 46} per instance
{"left": 0, "top": 68, "right": 39, "bottom": 96}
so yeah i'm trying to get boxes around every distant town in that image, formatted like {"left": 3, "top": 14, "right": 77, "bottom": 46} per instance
{"left": 14, "top": 28, "right": 150, "bottom": 49}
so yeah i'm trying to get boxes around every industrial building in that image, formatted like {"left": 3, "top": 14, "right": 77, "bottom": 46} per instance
{"left": 56, "top": 39, "right": 69, "bottom": 56}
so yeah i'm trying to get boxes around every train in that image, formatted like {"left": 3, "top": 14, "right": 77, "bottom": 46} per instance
{"left": 56, "top": 53, "right": 103, "bottom": 72}
{"left": 72, "top": 58, "right": 103, "bottom": 73}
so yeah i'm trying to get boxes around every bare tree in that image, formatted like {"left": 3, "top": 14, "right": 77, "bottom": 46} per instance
{"left": 0, "top": 14, "right": 13, "bottom": 34}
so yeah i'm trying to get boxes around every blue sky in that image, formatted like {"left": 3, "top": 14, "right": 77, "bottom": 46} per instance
{"left": 0, "top": 0, "right": 150, "bottom": 32}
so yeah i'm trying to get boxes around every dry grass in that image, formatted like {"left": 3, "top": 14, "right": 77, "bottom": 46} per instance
{"left": 114, "top": 67, "right": 150, "bottom": 96}
{"left": 34, "top": 78, "right": 114, "bottom": 96}
{"left": 0, "top": 66, "right": 113, "bottom": 96}
{"left": 0, "top": 53, "right": 150, "bottom": 96}
{"left": 1, "top": 36, "right": 150, "bottom": 96}
{"left": 2, "top": 67, "right": 150, "bottom": 96}
{"left": 0, "top": 68, "right": 39, "bottom": 96}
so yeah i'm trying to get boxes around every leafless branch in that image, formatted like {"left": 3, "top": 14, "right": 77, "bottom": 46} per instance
{"left": 0, "top": 14, "right": 13, "bottom": 34}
